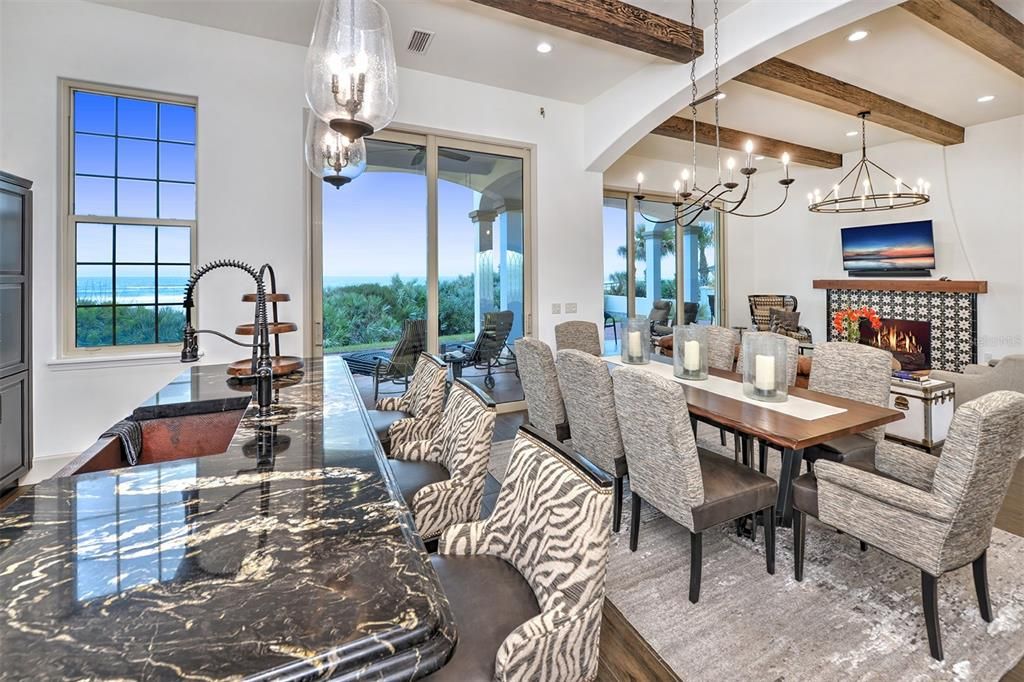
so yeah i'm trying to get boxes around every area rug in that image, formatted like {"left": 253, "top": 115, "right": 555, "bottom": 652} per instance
{"left": 491, "top": 426, "right": 1024, "bottom": 680}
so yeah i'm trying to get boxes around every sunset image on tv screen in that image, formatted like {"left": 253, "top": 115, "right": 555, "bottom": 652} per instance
{"left": 841, "top": 221, "right": 935, "bottom": 271}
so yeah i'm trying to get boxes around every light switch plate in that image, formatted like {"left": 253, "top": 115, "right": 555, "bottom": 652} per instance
{"left": 565, "top": 303, "right": 578, "bottom": 314}
{"left": 551, "top": 303, "right": 561, "bottom": 314}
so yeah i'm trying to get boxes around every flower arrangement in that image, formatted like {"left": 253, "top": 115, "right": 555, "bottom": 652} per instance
{"left": 833, "top": 306, "right": 882, "bottom": 343}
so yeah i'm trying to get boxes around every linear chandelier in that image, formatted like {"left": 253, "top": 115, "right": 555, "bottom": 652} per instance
{"left": 633, "top": 0, "right": 796, "bottom": 228}
{"left": 808, "top": 112, "right": 930, "bottom": 213}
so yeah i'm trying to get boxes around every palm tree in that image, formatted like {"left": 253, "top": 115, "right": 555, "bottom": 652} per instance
{"left": 617, "top": 223, "right": 675, "bottom": 262}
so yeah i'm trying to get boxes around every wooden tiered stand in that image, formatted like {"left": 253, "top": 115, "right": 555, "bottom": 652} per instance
{"left": 227, "top": 266, "right": 304, "bottom": 378}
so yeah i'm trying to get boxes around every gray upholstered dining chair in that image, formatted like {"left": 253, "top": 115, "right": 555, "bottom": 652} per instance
{"left": 430, "top": 425, "right": 613, "bottom": 681}
{"left": 706, "top": 325, "right": 739, "bottom": 372}
{"left": 514, "top": 337, "right": 571, "bottom": 442}
{"left": 802, "top": 342, "right": 893, "bottom": 468}
{"left": 388, "top": 379, "right": 496, "bottom": 542}
{"left": 793, "top": 391, "right": 1024, "bottom": 661}
{"left": 612, "top": 365, "right": 778, "bottom": 603}
{"left": 368, "top": 353, "right": 447, "bottom": 455}
{"left": 556, "top": 349, "right": 629, "bottom": 532}
{"left": 555, "top": 320, "right": 603, "bottom": 357}
{"left": 706, "top": 326, "right": 739, "bottom": 447}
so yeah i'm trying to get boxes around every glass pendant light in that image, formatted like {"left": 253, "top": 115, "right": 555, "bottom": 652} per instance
{"left": 305, "top": 115, "right": 367, "bottom": 188}
{"left": 304, "top": 0, "right": 398, "bottom": 141}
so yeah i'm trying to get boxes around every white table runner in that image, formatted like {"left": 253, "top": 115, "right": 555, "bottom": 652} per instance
{"left": 604, "top": 356, "right": 847, "bottom": 421}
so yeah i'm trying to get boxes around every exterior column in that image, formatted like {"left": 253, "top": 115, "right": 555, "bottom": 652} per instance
{"left": 497, "top": 199, "right": 524, "bottom": 341}
{"left": 469, "top": 209, "right": 498, "bottom": 335}
{"left": 644, "top": 226, "right": 664, "bottom": 312}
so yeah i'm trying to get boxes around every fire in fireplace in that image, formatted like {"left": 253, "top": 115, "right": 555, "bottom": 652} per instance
{"left": 859, "top": 318, "right": 932, "bottom": 372}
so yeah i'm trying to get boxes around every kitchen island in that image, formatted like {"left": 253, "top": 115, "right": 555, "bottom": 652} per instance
{"left": 0, "top": 357, "right": 455, "bottom": 680}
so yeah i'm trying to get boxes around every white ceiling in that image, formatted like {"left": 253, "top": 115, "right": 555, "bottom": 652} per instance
{"left": 635, "top": 2, "right": 1024, "bottom": 165}
{"left": 90, "top": 0, "right": 748, "bottom": 104}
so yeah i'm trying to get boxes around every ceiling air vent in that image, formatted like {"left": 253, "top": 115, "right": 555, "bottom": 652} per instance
{"left": 407, "top": 29, "right": 434, "bottom": 55}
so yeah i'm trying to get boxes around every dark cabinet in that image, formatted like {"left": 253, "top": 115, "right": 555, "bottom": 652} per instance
{"left": 0, "top": 172, "right": 31, "bottom": 496}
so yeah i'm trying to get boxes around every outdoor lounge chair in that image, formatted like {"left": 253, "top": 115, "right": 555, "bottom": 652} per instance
{"left": 460, "top": 310, "right": 518, "bottom": 389}
{"left": 344, "top": 319, "right": 427, "bottom": 401}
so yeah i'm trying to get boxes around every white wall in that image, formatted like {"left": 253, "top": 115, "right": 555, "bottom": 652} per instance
{"left": 1, "top": 0, "right": 602, "bottom": 458}
{"left": 731, "top": 115, "right": 1024, "bottom": 358}
{"left": 605, "top": 116, "right": 1024, "bottom": 359}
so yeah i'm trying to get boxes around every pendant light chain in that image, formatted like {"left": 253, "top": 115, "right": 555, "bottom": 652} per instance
{"left": 689, "top": 0, "right": 697, "bottom": 181}
{"left": 633, "top": 0, "right": 796, "bottom": 224}
{"left": 713, "top": 0, "right": 721, "bottom": 182}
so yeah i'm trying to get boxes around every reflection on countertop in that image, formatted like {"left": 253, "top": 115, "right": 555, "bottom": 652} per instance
{"left": 0, "top": 357, "right": 455, "bottom": 680}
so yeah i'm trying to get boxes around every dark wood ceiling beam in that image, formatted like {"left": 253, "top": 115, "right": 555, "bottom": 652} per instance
{"left": 466, "top": 0, "right": 703, "bottom": 62}
{"left": 900, "top": 0, "right": 1024, "bottom": 78}
{"left": 734, "top": 58, "right": 965, "bottom": 146}
{"left": 652, "top": 116, "right": 843, "bottom": 169}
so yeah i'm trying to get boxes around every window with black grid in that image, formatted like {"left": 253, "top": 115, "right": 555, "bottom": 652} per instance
{"left": 70, "top": 86, "right": 196, "bottom": 348}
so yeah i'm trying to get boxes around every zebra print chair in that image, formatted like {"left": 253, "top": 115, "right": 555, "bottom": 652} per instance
{"left": 388, "top": 379, "right": 496, "bottom": 542}
{"left": 612, "top": 365, "right": 778, "bottom": 604}
{"left": 794, "top": 391, "right": 1024, "bottom": 661}
{"left": 514, "top": 337, "right": 571, "bottom": 442}
{"left": 557, "top": 349, "right": 629, "bottom": 532}
{"left": 369, "top": 353, "right": 447, "bottom": 455}
{"left": 555, "top": 320, "right": 603, "bottom": 357}
{"left": 431, "top": 425, "right": 613, "bottom": 681}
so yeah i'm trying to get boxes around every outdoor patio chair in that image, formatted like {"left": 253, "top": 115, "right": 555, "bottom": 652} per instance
{"left": 344, "top": 318, "right": 426, "bottom": 401}
{"left": 460, "top": 310, "right": 518, "bottom": 389}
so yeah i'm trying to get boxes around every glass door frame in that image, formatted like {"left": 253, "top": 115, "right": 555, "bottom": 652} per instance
{"left": 603, "top": 187, "right": 728, "bottom": 327}
{"left": 307, "top": 125, "right": 534, "bottom": 411}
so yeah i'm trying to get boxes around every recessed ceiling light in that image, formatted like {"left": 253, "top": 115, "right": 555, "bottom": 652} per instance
{"left": 977, "top": 94, "right": 995, "bottom": 103}
{"left": 755, "top": 155, "right": 765, "bottom": 161}
{"left": 714, "top": 92, "right": 727, "bottom": 100}
{"left": 536, "top": 42, "right": 552, "bottom": 54}
{"left": 847, "top": 30, "right": 869, "bottom": 42}
{"left": 846, "top": 131, "right": 858, "bottom": 137}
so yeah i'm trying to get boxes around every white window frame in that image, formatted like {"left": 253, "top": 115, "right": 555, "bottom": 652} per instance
{"left": 603, "top": 187, "right": 728, "bottom": 326}
{"left": 58, "top": 78, "right": 199, "bottom": 359}
{"left": 306, "top": 121, "right": 535, "bottom": 413}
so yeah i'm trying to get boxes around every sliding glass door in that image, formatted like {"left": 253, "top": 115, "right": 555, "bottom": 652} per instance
{"left": 320, "top": 137, "right": 427, "bottom": 355}
{"left": 602, "top": 190, "right": 725, "bottom": 330}
{"left": 312, "top": 129, "right": 531, "bottom": 406}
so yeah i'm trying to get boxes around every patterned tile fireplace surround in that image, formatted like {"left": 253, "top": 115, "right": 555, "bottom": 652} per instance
{"left": 813, "top": 280, "right": 988, "bottom": 372}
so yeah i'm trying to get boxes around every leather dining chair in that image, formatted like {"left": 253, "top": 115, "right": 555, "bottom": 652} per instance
{"left": 388, "top": 378, "right": 496, "bottom": 543}
{"left": 792, "top": 391, "right": 1024, "bottom": 661}
{"left": 368, "top": 353, "right": 447, "bottom": 455}
{"left": 555, "top": 320, "right": 603, "bottom": 357}
{"left": 557, "top": 349, "right": 629, "bottom": 531}
{"left": 427, "top": 425, "right": 613, "bottom": 680}
{"left": 612, "top": 365, "right": 778, "bottom": 603}
{"left": 514, "top": 337, "right": 571, "bottom": 442}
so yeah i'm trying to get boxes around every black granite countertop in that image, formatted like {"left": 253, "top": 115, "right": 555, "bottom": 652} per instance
{"left": 0, "top": 357, "right": 456, "bottom": 680}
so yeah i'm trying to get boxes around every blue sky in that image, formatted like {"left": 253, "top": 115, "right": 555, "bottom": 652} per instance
{"left": 73, "top": 91, "right": 196, "bottom": 221}
{"left": 323, "top": 171, "right": 512, "bottom": 280}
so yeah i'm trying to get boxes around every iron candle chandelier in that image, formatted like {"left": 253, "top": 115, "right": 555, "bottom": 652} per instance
{"left": 808, "top": 112, "right": 931, "bottom": 213}
{"left": 633, "top": 0, "right": 796, "bottom": 228}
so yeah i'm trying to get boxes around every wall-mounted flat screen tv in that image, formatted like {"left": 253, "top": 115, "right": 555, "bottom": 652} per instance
{"left": 841, "top": 220, "right": 936, "bottom": 273}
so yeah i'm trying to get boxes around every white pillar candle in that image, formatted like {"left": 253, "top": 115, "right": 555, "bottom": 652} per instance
{"left": 684, "top": 340, "right": 701, "bottom": 371}
{"left": 754, "top": 354, "right": 776, "bottom": 392}
{"left": 628, "top": 330, "right": 642, "bottom": 359}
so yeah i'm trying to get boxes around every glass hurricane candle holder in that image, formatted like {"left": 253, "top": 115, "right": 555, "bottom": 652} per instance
{"left": 673, "top": 325, "right": 708, "bottom": 380}
{"left": 741, "top": 333, "right": 789, "bottom": 403}
{"left": 621, "top": 317, "right": 651, "bottom": 365}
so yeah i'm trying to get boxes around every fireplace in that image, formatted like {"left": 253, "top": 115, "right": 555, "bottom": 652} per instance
{"left": 859, "top": 318, "right": 932, "bottom": 371}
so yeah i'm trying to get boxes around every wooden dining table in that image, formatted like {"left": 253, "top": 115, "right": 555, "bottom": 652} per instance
{"left": 608, "top": 356, "right": 904, "bottom": 525}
